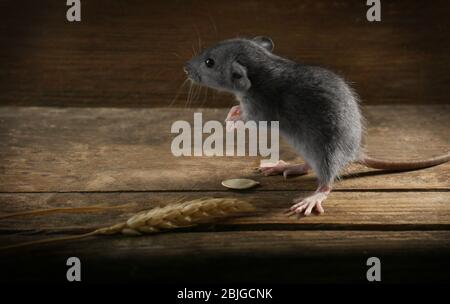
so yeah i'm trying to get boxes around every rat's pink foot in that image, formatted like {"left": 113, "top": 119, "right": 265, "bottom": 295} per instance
{"left": 225, "top": 105, "right": 241, "bottom": 131}
{"left": 287, "top": 186, "right": 331, "bottom": 216}
{"left": 225, "top": 105, "right": 241, "bottom": 121}
{"left": 259, "top": 160, "right": 310, "bottom": 179}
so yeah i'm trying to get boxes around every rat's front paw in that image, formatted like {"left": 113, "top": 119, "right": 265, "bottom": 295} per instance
{"left": 225, "top": 105, "right": 241, "bottom": 121}
{"left": 225, "top": 105, "right": 242, "bottom": 131}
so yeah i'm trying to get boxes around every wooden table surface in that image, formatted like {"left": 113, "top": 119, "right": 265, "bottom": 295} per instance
{"left": 0, "top": 105, "right": 449, "bottom": 283}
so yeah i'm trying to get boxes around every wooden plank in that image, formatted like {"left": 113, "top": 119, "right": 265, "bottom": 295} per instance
{"left": 0, "top": 106, "right": 448, "bottom": 192}
{"left": 0, "top": 191, "right": 449, "bottom": 234}
{"left": 0, "top": 0, "right": 449, "bottom": 107}
{"left": 1, "top": 231, "right": 449, "bottom": 283}
{"left": 4, "top": 230, "right": 448, "bottom": 259}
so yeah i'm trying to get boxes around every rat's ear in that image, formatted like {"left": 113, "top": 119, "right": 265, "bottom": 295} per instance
{"left": 252, "top": 36, "right": 274, "bottom": 52}
{"left": 231, "top": 61, "right": 251, "bottom": 91}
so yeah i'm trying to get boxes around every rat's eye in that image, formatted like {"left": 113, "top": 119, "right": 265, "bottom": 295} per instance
{"left": 205, "top": 58, "right": 215, "bottom": 68}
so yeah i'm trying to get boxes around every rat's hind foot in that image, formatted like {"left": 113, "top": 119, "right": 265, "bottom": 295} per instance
{"left": 259, "top": 160, "right": 310, "bottom": 179}
{"left": 288, "top": 192, "right": 327, "bottom": 216}
{"left": 287, "top": 186, "right": 331, "bottom": 216}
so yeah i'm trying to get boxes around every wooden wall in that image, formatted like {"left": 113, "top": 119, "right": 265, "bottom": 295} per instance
{"left": 0, "top": 0, "right": 449, "bottom": 107}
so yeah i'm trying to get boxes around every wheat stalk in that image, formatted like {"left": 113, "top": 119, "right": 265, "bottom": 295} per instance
{"left": 0, "top": 203, "right": 134, "bottom": 220}
{"left": 95, "top": 197, "right": 254, "bottom": 236}
{"left": 1, "top": 198, "right": 255, "bottom": 250}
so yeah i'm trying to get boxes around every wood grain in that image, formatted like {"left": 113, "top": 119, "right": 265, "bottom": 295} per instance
{"left": 0, "top": 104, "right": 449, "bottom": 283}
{"left": 1, "top": 231, "right": 449, "bottom": 283}
{"left": 0, "top": 106, "right": 448, "bottom": 192}
{"left": 0, "top": 191, "right": 449, "bottom": 234}
{"left": 0, "top": 0, "right": 449, "bottom": 107}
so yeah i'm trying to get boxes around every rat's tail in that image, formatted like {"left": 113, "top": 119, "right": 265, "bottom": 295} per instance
{"left": 357, "top": 152, "right": 450, "bottom": 171}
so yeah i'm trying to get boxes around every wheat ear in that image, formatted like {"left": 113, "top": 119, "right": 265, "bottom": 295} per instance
{"left": 0, "top": 198, "right": 254, "bottom": 250}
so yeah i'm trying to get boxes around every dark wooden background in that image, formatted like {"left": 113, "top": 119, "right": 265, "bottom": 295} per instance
{"left": 0, "top": 0, "right": 449, "bottom": 107}
{"left": 1, "top": 1, "right": 450, "bottom": 284}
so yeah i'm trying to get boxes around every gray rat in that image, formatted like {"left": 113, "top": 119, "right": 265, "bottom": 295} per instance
{"left": 184, "top": 36, "right": 450, "bottom": 216}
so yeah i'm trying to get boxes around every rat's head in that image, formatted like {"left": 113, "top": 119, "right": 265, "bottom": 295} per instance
{"left": 184, "top": 36, "right": 274, "bottom": 94}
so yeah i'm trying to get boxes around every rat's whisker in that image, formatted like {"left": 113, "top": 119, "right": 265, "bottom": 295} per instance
{"left": 195, "top": 85, "right": 203, "bottom": 106}
{"left": 194, "top": 25, "right": 202, "bottom": 53}
{"left": 207, "top": 13, "right": 218, "bottom": 38}
{"left": 193, "top": 82, "right": 200, "bottom": 104}
{"left": 189, "top": 82, "right": 196, "bottom": 108}
{"left": 190, "top": 85, "right": 197, "bottom": 106}
{"left": 188, "top": 84, "right": 196, "bottom": 108}
{"left": 190, "top": 84, "right": 201, "bottom": 107}
{"left": 185, "top": 81, "right": 193, "bottom": 108}
{"left": 169, "top": 78, "right": 189, "bottom": 108}
{"left": 191, "top": 33, "right": 199, "bottom": 56}
{"left": 186, "top": 84, "right": 193, "bottom": 108}
{"left": 200, "top": 86, "right": 209, "bottom": 108}
{"left": 172, "top": 52, "right": 182, "bottom": 59}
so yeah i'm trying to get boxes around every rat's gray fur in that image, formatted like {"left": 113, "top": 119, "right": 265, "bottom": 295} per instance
{"left": 185, "top": 37, "right": 362, "bottom": 186}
